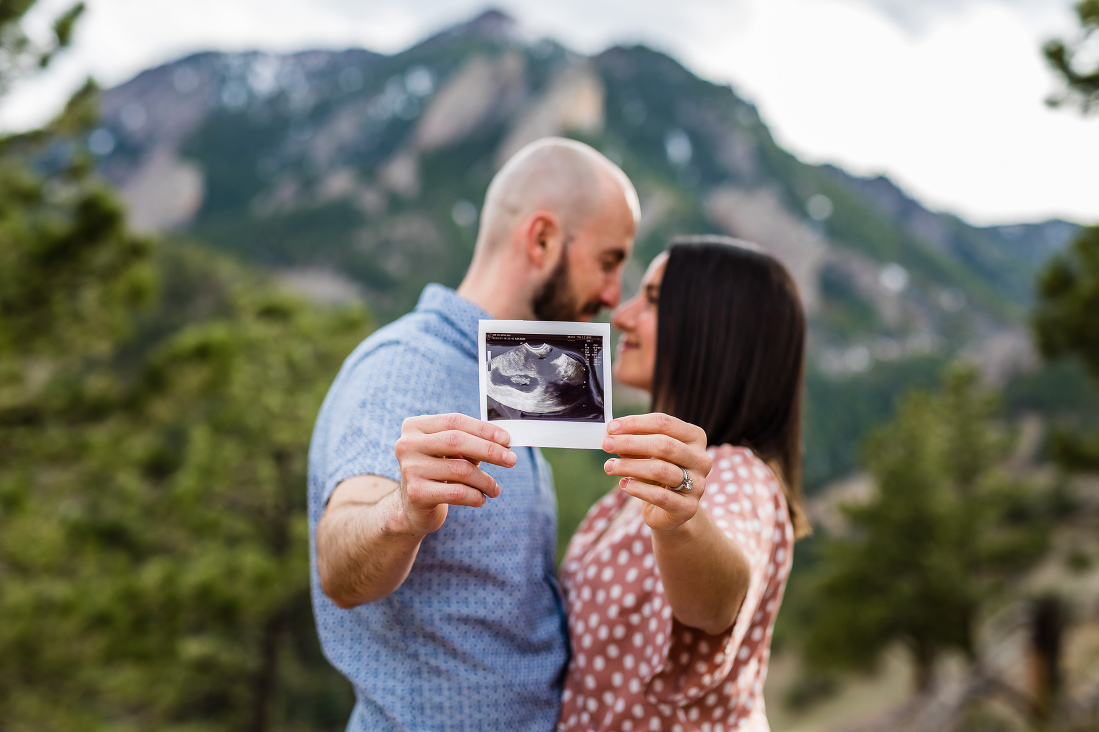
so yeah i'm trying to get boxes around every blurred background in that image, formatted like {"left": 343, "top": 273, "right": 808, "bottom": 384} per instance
{"left": 1, "top": 1, "right": 1097, "bottom": 730}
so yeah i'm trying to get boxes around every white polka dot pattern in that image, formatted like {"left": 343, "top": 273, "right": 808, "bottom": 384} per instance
{"left": 557, "top": 445, "right": 793, "bottom": 732}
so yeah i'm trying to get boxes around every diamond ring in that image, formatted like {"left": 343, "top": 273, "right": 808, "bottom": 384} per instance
{"left": 671, "top": 467, "right": 693, "bottom": 493}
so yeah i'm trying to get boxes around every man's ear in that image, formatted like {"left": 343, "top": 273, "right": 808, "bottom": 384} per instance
{"left": 524, "top": 212, "right": 563, "bottom": 272}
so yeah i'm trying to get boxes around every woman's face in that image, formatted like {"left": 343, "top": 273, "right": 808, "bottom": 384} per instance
{"left": 611, "top": 253, "right": 667, "bottom": 392}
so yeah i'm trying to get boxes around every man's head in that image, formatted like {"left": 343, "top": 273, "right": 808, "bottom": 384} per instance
{"left": 461, "top": 137, "right": 639, "bottom": 322}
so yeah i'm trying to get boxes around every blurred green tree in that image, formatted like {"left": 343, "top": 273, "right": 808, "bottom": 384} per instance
{"left": 0, "top": 2, "right": 363, "bottom": 728}
{"left": 0, "top": 1, "right": 85, "bottom": 94}
{"left": 1033, "top": 226, "right": 1099, "bottom": 469}
{"left": 2, "top": 245, "right": 367, "bottom": 731}
{"left": 802, "top": 368, "right": 1051, "bottom": 693}
{"left": 0, "top": 0, "right": 150, "bottom": 419}
{"left": 1036, "top": 2, "right": 1099, "bottom": 469}
{"left": 1044, "top": 0, "right": 1099, "bottom": 113}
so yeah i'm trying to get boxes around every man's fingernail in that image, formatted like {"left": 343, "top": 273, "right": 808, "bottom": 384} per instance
{"left": 506, "top": 450, "right": 517, "bottom": 465}
{"left": 495, "top": 430, "right": 509, "bottom": 444}
{"left": 608, "top": 420, "right": 621, "bottom": 434}
{"left": 602, "top": 437, "right": 615, "bottom": 452}
{"left": 604, "top": 459, "right": 615, "bottom": 473}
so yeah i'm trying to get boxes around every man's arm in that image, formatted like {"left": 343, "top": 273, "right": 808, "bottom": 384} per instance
{"left": 316, "top": 414, "right": 517, "bottom": 609}
{"left": 316, "top": 475, "right": 419, "bottom": 609}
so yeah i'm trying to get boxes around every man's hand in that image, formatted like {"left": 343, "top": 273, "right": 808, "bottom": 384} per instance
{"left": 393, "top": 413, "right": 517, "bottom": 536}
{"left": 317, "top": 414, "right": 515, "bottom": 609}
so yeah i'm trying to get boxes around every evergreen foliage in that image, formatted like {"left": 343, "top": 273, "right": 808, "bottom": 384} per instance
{"left": 1044, "top": 0, "right": 1099, "bottom": 113}
{"left": 801, "top": 356, "right": 946, "bottom": 491}
{"left": 2, "top": 242, "right": 366, "bottom": 730}
{"left": 1, "top": 3, "right": 362, "bottom": 727}
{"left": 1032, "top": 17, "right": 1099, "bottom": 467}
{"left": 0, "top": 1, "right": 84, "bottom": 94}
{"left": 802, "top": 368, "right": 1052, "bottom": 692}
{"left": 1032, "top": 229, "right": 1099, "bottom": 470}
{"left": 1036, "top": 225, "right": 1099, "bottom": 382}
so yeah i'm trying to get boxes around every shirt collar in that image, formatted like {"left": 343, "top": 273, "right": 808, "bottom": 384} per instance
{"left": 414, "top": 284, "right": 491, "bottom": 358}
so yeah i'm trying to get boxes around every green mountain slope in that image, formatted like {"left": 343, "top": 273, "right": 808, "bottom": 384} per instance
{"left": 90, "top": 9, "right": 1083, "bottom": 490}
{"left": 95, "top": 11, "right": 1076, "bottom": 327}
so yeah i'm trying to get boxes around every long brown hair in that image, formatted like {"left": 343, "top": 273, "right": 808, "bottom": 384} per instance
{"left": 651, "top": 235, "right": 810, "bottom": 538}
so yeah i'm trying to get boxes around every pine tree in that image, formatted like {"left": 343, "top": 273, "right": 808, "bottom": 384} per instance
{"left": 1033, "top": 224, "right": 1099, "bottom": 471}
{"left": 1044, "top": 0, "right": 1099, "bottom": 113}
{"left": 1, "top": 3, "right": 364, "bottom": 728}
{"left": 802, "top": 368, "right": 1050, "bottom": 693}
{"left": 1035, "top": 0, "right": 1099, "bottom": 469}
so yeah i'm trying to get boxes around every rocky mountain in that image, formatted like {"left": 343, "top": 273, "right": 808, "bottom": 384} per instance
{"left": 91, "top": 9, "right": 1078, "bottom": 379}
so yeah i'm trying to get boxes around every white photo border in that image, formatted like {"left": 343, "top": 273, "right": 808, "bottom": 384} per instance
{"left": 478, "top": 319, "right": 612, "bottom": 450}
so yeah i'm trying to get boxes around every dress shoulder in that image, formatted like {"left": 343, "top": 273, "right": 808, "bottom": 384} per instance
{"left": 706, "top": 445, "right": 782, "bottom": 505}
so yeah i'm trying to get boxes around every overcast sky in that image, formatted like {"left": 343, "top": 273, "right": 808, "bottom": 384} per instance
{"left": 4, "top": 0, "right": 1095, "bottom": 225}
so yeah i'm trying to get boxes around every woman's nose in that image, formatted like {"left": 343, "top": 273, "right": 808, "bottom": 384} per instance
{"left": 611, "top": 296, "right": 639, "bottom": 331}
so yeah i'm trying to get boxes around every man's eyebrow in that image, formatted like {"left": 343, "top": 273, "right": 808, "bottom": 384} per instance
{"left": 644, "top": 284, "right": 660, "bottom": 297}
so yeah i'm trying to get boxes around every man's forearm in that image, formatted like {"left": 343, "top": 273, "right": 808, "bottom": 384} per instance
{"left": 316, "top": 416, "right": 515, "bottom": 608}
{"left": 316, "top": 487, "right": 425, "bottom": 609}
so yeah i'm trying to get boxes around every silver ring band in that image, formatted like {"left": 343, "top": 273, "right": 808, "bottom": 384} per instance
{"left": 671, "top": 467, "right": 693, "bottom": 493}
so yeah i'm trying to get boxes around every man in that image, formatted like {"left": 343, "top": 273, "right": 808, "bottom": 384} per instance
{"left": 308, "top": 137, "right": 639, "bottom": 731}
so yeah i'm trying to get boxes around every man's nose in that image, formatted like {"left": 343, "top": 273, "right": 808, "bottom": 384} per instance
{"left": 601, "top": 275, "right": 621, "bottom": 310}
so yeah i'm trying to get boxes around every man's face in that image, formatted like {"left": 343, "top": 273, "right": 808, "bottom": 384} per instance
{"left": 532, "top": 201, "right": 636, "bottom": 322}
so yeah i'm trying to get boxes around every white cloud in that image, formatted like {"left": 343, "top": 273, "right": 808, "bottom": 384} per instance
{"left": 847, "top": 0, "right": 1073, "bottom": 35}
{"left": 674, "top": 0, "right": 1098, "bottom": 224}
{"left": 1, "top": 0, "right": 1095, "bottom": 225}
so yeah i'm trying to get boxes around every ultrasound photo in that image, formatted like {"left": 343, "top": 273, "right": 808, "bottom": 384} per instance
{"left": 478, "top": 320, "right": 611, "bottom": 449}
{"left": 484, "top": 333, "right": 605, "bottom": 422}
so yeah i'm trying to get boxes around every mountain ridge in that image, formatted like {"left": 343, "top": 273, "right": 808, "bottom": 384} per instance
{"left": 92, "top": 10, "right": 1079, "bottom": 377}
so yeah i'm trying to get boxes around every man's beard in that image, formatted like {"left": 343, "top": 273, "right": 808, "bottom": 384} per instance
{"left": 531, "top": 248, "right": 602, "bottom": 322}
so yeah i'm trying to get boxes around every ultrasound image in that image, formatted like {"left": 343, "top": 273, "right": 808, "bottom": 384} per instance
{"left": 485, "top": 333, "right": 605, "bottom": 422}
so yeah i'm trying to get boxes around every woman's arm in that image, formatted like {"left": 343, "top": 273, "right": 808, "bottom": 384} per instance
{"left": 603, "top": 414, "right": 751, "bottom": 635}
{"left": 648, "top": 502, "right": 750, "bottom": 635}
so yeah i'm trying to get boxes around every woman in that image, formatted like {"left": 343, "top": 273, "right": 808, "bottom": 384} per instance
{"left": 557, "top": 236, "right": 811, "bottom": 732}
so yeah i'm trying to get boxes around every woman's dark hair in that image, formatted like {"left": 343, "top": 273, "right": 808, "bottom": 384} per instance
{"left": 652, "top": 235, "right": 810, "bottom": 538}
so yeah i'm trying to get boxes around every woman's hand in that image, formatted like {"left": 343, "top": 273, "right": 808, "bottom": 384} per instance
{"left": 602, "top": 413, "right": 712, "bottom": 532}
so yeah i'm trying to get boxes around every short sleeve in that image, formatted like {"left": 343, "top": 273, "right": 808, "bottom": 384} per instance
{"left": 642, "top": 446, "right": 784, "bottom": 706}
{"left": 313, "top": 341, "right": 448, "bottom": 511}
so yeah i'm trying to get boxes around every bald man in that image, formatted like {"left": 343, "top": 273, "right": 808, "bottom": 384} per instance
{"left": 307, "top": 138, "right": 639, "bottom": 732}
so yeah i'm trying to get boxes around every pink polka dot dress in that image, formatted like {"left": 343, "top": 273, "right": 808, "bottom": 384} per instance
{"left": 557, "top": 445, "right": 794, "bottom": 732}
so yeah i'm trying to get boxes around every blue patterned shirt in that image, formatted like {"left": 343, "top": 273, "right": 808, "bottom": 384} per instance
{"left": 308, "top": 284, "right": 569, "bottom": 732}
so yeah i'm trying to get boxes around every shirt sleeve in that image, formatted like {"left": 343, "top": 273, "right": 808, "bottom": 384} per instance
{"left": 641, "top": 445, "right": 785, "bottom": 707}
{"left": 314, "top": 340, "right": 449, "bottom": 510}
